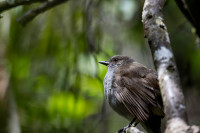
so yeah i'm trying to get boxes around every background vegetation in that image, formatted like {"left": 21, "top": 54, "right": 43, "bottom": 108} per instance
{"left": 0, "top": 0, "right": 199, "bottom": 133}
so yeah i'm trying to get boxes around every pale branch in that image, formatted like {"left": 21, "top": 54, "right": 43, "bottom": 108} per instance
{"left": 142, "top": 0, "right": 187, "bottom": 122}
{"left": 0, "top": 0, "right": 44, "bottom": 13}
{"left": 114, "top": 125, "right": 144, "bottom": 133}
{"left": 126, "top": 127, "right": 144, "bottom": 133}
{"left": 17, "top": 0, "right": 68, "bottom": 26}
{"left": 142, "top": 0, "right": 199, "bottom": 133}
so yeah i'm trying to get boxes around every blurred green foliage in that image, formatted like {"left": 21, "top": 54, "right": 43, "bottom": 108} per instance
{"left": 0, "top": 0, "right": 200, "bottom": 133}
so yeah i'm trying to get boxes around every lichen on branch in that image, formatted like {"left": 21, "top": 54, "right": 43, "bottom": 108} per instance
{"left": 142, "top": 0, "right": 200, "bottom": 133}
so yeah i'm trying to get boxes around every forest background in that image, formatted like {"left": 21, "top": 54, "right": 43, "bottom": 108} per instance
{"left": 0, "top": 0, "right": 200, "bottom": 133}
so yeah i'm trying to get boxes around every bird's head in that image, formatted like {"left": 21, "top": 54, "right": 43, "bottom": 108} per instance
{"left": 99, "top": 55, "right": 134, "bottom": 69}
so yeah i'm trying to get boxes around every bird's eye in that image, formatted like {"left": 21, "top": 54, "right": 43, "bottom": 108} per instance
{"left": 114, "top": 58, "right": 118, "bottom": 61}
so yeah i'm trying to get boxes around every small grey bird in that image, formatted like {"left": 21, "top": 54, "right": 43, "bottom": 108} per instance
{"left": 99, "top": 55, "right": 165, "bottom": 133}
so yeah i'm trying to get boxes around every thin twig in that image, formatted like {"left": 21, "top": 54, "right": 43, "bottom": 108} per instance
{"left": 174, "top": 0, "right": 200, "bottom": 38}
{"left": 17, "top": 0, "right": 68, "bottom": 26}
{"left": 0, "top": 0, "right": 44, "bottom": 13}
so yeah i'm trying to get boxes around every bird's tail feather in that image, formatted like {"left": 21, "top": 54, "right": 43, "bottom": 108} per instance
{"left": 142, "top": 115, "right": 161, "bottom": 133}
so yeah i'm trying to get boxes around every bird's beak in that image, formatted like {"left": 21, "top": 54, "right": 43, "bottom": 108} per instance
{"left": 98, "top": 61, "right": 109, "bottom": 66}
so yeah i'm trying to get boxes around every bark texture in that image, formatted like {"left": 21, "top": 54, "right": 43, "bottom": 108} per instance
{"left": 142, "top": 0, "right": 200, "bottom": 133}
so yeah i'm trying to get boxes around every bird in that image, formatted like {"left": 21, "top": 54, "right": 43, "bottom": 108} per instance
{"left": 99, "top": 55, "right": 165, "bottom": 133}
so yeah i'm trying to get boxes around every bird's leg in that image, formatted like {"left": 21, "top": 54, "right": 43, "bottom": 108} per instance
{"left": 118, "top": 118, "right": 138, "bottom": 133}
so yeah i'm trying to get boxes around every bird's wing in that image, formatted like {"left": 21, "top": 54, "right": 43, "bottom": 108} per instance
{"left": 113, "top": 62, "right": 165, "bottom": 122}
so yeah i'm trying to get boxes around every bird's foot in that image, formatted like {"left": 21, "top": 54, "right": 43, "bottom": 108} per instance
{"left": 118, "top": 125, "right": 129, "bottom": 133}
{"left": 118, "top": 118, "right": 138, "bottom": 133}
{"left": 118, "top": 128, "right": 126, "bottom": 133}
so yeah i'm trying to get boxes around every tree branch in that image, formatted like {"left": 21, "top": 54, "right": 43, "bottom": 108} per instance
{"left": 142, "top": 0, "right": 200, "bottom": 133}
{"left": 174, "top": 0, "right": 200, "bottom": 38}
{"left": 126, "top": 127, "right": 144, "bottom": 133}
{"left": 0, "top": 0, "right": 44, "bottom": 13}
{"left": 17, "top": 0, "right": 68, "bottom": 26}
